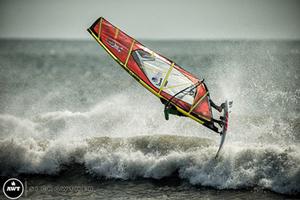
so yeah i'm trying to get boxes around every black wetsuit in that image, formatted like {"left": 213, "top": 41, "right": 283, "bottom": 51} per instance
{"left": 160, "top": 98, "right": 184, "bottom": 120}
{"left": 160, "top": 98, "right": 223, "bottom": 121}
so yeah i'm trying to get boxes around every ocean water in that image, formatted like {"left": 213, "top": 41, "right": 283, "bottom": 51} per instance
{"left": 0, "top": 39, "right": 299, "bottom": 199}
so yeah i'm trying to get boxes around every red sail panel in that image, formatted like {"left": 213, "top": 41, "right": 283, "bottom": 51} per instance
{"left": 92, "top": 18, "right": 155, "bottom": 91}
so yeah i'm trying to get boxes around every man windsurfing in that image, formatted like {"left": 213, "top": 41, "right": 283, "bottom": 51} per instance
{"left": 87, "top": 17, "right": 232, "bottom": 157}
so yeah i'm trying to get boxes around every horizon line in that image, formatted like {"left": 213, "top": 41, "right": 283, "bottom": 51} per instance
{"left": 1, "top": 37, "right": 300, "bottom": 42}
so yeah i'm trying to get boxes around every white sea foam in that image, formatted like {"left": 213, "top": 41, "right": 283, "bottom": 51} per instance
{"left": 0, "top": 122, "right": 299, "bottom": 195}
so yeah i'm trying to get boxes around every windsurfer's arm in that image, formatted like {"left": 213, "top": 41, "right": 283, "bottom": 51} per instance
{"left": 209, "top": 99, "right": 224, "bottom": 112}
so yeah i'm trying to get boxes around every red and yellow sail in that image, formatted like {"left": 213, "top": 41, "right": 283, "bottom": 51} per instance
{"left": 88, "top": 17, "right": 216, "bottom": 131}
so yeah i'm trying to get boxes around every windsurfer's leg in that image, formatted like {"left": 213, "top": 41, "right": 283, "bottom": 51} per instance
{"left": 212, "top": 118, "right": 224, "bottom": 127}
{"left": 209, "top": 99, "right": 225, "bottom": 112}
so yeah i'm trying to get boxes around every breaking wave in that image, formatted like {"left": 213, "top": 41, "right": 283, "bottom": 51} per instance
{"left": 0, "top": 111, "right": 299, "bottom": 195}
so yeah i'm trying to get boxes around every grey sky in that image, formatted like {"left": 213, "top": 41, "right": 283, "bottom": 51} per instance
{"left": 0, "top": 0, "right": 300, "bottom": 40}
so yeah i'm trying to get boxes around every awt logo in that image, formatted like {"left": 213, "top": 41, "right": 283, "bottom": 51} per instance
{"left": 2, "top": 178, "right": 24, "bottom": 199}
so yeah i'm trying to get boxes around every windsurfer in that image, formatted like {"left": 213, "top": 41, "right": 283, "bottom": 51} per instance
{"left": 161, "top": 98, "right": 225, "bottom": 121}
